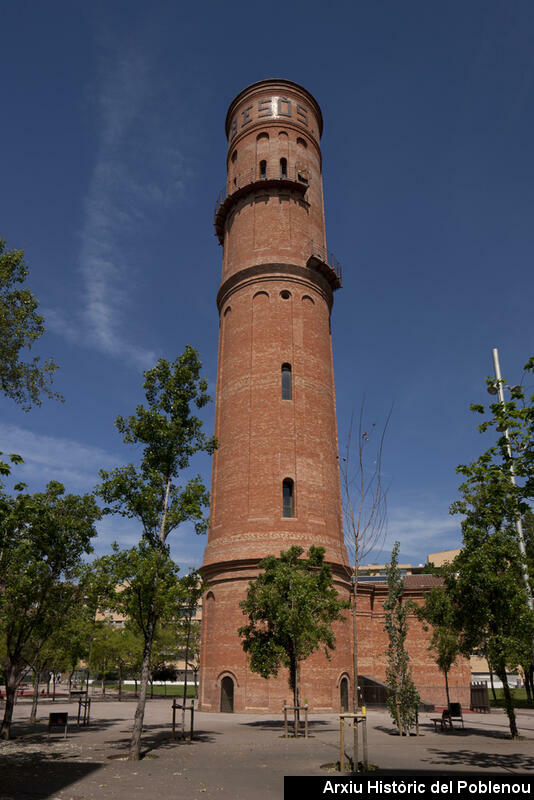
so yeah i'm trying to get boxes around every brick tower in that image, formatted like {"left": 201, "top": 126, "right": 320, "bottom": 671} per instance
{"left": 199, "top": 79, "right": 353, "bottom": 713}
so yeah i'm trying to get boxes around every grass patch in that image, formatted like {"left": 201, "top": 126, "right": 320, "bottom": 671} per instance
{"left": 489, "top": 688, "right": 534, "bottom": 710}
{"left": 101, "top": 683, "right": 197, "bottom": 698}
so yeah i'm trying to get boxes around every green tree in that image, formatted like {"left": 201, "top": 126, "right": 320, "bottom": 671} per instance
{"left": 90, "top": 619, "right": 121, "bottom": 696}
{"left": 0, "top": 239, "right": 63, "bottom": 477}
{"left": 0, "top": 481, "right": 99, "bottom": 739}
{"left": 523, "top": 508, "right": 534, "bottom": 699}
{"left": 41, "top": 601, "right": 95, "bottom": 702}
{"left": 96, "top": 347, "right": 215, "bottom": 760}
{"left": 417, "top": 586, "right": 460, "bottom": 707}
{"left": 0, "top": 238, "right": 61, "bottom": 410}
{"left": 448, "top": 484, "right": 534, "bottom": 737}
{"left": 113, "top": 625, "right": 144, "bottom": 700}
{"left": 169, "top": 570, "right": 203, "bottom": 736}
{"left": 239, "top": 545, "right": 348, "bottom": 713}
{"left": 447, "top": 356, "right": 534, "bottom": 737}
{"left": 97, "top": 544, "right": 193, "bottom": 739}
{"left": 468, "top": 357, "right": 534, "bottom": 598}
{"left": 384, "top": 542, "right": 420, "bottom": 736}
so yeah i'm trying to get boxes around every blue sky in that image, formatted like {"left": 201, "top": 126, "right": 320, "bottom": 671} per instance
{"left": 2, "top": 0, "right": 533, "bottom": 568}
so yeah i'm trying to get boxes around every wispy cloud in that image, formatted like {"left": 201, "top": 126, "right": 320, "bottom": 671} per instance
{"left": 361, "top": 506, "right": 462, "bottom": 565}
{"left": 1, "top": 422, "right": 209, "bottom": 569}
{"left": 0, "top": 423, "right": 120, "bottom": 493}
{"left": 89, "top": 516, "right": 206, "bottom": 570}
{"left": 48, "top": 46, "right": 188, "bottom": 369}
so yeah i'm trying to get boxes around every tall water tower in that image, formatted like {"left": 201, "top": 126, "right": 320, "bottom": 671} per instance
{"left": 199, "top": 79, "right": 352, "bottom": 713}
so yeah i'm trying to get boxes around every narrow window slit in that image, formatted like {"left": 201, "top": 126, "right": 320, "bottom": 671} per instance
{"left": 281, "top": 364, "right": 292, "bottom": 400}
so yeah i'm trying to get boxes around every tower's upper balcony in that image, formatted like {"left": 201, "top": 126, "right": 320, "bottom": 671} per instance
{"left": 214, "top": 165, "right": 310, "bottom": 245}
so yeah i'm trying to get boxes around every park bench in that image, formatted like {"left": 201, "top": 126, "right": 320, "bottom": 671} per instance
{"left": 431, "top": 709, "right": 451, "bottom": 731}
{"left": 69, "top": 689, "right": 87, "bottom": 699}
{"left": 431, "top": 703, "right": 465, "bottom": 732}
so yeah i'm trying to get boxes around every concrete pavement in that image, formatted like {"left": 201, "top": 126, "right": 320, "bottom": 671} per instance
{"left": 1, "top": 698, "right": 533, "bottom": 799}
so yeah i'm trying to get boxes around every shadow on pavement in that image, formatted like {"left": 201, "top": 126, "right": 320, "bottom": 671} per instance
{"left": 7, "top": 717, "right": 127, "bottom": 743}
{"left": 351, "top": 767, "right": 534, "bottom": 777}
{"left": 374, "top": 725, "right": 426, "bottom": 737}
{"left": 105, "top": 724, "right": 220, "bottom": 758}
{"left": 375, "top": 724, "right": 520, "bottom": 741}
{"left": 241, "top": 719, "right": 332, "bottom": 730}
{"left": 424, "top": 748, "right": 534, "bottom": 772}
{"left": 0, "top": 761, "right": 102, "bottom": 800}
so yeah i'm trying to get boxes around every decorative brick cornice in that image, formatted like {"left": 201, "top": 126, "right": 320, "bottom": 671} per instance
{"left": 216, "top": 262, "right": 333, "bottom": 312}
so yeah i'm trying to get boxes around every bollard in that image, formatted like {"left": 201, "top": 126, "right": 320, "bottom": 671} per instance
{"left": 362, "top": 717, "right": 368, "bottom": 770}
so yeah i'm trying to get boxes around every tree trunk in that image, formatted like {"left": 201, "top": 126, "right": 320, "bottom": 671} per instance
{"left": 1, "top": 663, "right": 21, "bottom": 740}
{"left": 444, "top": 669, "right": 451, "bottom": 708}
{"left": 288, "top": 648, "right": 300, "bottom": 733}
{"left": 523, "top": 664, "right": 532, "bottom": 702}
{"left": 129, "top": 610, "right": 156, "bottom": 760}
{"left": 294, "top": 656, "right": 300, "bottom": 734}
{"left": 118, "top": 666, "right": 123, "bottom": 702}
{"left": 159, "top": 477, "right": 171, "bottom": 544}
{"left": 30, "top": 669, "right": 40, "bottom": 723}
{"left": 395, "top": 696, "right": 403, "bottom": 737}
{"left": 352, "top": 575, "right": 359, "bottom": 770}
{"left": 498, "top": 667, "right": 518, "bottom": 739}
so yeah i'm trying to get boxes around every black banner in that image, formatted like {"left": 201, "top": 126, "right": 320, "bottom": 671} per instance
{"left": 284, "top": 776, "right": 534, "bottom": 799}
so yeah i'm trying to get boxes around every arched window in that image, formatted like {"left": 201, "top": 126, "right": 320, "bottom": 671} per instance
{"left": 259, "top": 160, "right": 267, "bottom": 179}
{"left": 282, "top": 478, "right": 294, "bottom": 518}
{"left": 281, "top": 364, "right": 292, "bottom": 400}
{"left": 280, "top": 158, "right": 287, "bottom": 178}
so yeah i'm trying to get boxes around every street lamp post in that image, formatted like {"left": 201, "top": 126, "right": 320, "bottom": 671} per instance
{"left": 490, "top": 348, "right": 533, "bottom": 613}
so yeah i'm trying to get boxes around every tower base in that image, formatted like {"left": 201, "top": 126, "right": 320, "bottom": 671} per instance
{"left": 198, "top": 559, "right": 354, "bottom": 714}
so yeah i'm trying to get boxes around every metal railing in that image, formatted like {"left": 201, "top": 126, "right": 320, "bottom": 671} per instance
{"left": 310, "top": 239, "right": 342, "bottom": 284}
{"left": 215, "top": 165, "right": 310, "bottom": 216}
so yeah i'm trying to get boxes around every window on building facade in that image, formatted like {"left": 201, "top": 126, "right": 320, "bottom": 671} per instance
{"left": 281, "top": 363, "right": 292, "bottom": 400}
{"left": 259, "top": 159, "right": 267, "bottom": 179}
{"left": 282, "top": 478, "right": 294, "bottom": 517}
{"left": 280, "top": 158, "right": 287, "bottom": 178}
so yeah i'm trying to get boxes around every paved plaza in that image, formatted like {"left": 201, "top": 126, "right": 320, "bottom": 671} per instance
{"left": 1, "top": 698, "right": 533, "bottom": 799}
